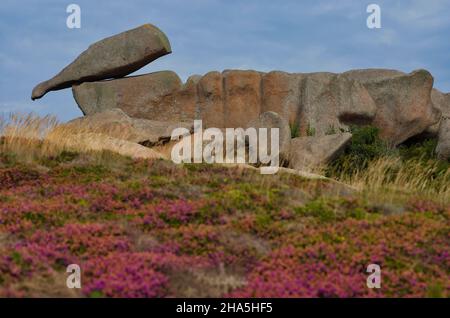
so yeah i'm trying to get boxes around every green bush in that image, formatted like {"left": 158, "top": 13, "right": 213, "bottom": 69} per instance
{"left": 326, "top": 125, "right": 392, "bottom": 176}
{"left": 326, "top": 125, "right": 449, "bottom": 179}
{"left": 399, "top": 138, "right": 437, "bottom": 161}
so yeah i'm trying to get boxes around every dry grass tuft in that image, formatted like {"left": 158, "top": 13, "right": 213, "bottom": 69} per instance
{"left": 334, "top": 156, "right": 449, "bottom": 205}
{"left": 0, "top": 112, "right": 61, "bottom": 162}
{"left": 1, "top": 112, "right": 163, "bottom": 162}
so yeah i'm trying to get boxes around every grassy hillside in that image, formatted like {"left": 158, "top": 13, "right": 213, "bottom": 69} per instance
{"left": 0, "top": 114, "right": 449, "bottom": 297}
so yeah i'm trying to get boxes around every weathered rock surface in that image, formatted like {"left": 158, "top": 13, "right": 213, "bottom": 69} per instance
{"left": 426, "top": 89, "right": 450, "bottom": 135}
{"left": 73, "top": 69, "right": 376, "bottom": 132}
{"left": 345, "top": 69, "right": 440, "bottom": 145}
{"left": 261, "top": 71, "right": 302, "bottom": 125}
{"left": 70, "top": 66, "right": 444, "bottom": 150}
{"left": 223, "top": 70, "right": 262, "bottom": 128}
{"left": 197, "top": 71, "right": 224, "bottom": 128}
{"left": 73, "top": 71, "right": 185, "bottom": 120}
{"left": 288, "top": 133, "right": 352, "bottom": 171}
{"left": 436, "top": 118, "right": 450, "bottom": 160}
{"left": 298, "top": 72, "right": 377, "bottom": 136}
{"left": 50, "top": 108, "right": 193, "bottom": 146}
{"left": 32, "top": 23, "right": 171, "bottom": 100}
{"left": 261, "top": 71, "right": 377, "bottom": 135}
{"left": 342, "top": 68, "right": 405, "bottom": 82}
{"left": 246, "top": 111, "right": 291, "bottom": 161}
{"left": 73, "top": 71, "right": 202, "bottom": 123}
{"left": 166, "top": 74, "right": 200, "bottom": 123}
{"left": 432, "top": 91, "right": 450, "bottom": 160}
{"left": 345, "top": 70, "right": 448, "bottom": 150}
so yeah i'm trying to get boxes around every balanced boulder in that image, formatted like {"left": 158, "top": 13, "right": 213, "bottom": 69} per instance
{"left": 32, "top": 24, "right": 171, "bottom": 100}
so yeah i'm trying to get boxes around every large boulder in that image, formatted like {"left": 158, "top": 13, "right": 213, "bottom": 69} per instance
{"left": 223, "top": 70, "right": 262, "bottom": 128}
{"left": 334, "top": 74, "right": 379, "bottom": 125}
{"left": 298, "top": 72, "right": 377, "bottom": 136}
{"left": 246, "top": 111, "right": 291, "bottom": 162}
{"left": 342, "top": 68, "right": 405, "bottom": 82}
{"left": 231, "top": 70, "right": 376, "bottom": 135}
{"left": 197, "top": 71, "right": 225, "bottom": 128}
{"left": 50, "top": 108, "right": 193, "bottom": 146}
{"left": 261, "top": 71, "right": 302, "bottom": 126}
{"left": 32, "top": 23, "right": 171, "bottom": 100}
{"left": 72, "top": 71, "right": 196, "bottom": 122}
{"left": 433, "top": 91, "right": 450, "bottom": 160}
{"left": 436, "top": 117, "right": 450, "bottom": 160}
{"left": 72, "top": 66, "right": 442, "bottom": 149}
{"left": 343, "top": 69, "right": 441, "bottom": 145}
{"left": 166, "top": 74, "right": 201, "bottom": 123}
{"left": 288, "top": 133, "right": 352, "bottom": 172}
{"left": 426, "top": 89, "right": 450, "bottom": 136}
{"left": 261, "top": 71, "right": 377, "bottom": 136}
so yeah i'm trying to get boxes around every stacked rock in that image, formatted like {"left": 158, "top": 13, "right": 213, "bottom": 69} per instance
{"left": 31, "top": 24, "right": 171, "bottom": 100}
{"left": 32, "top": 23, "right": 450, "bottom": 168}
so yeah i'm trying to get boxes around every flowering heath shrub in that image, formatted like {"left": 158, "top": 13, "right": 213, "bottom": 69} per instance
{"left": 0, "top": 154, "right": 448, "bottom": 297}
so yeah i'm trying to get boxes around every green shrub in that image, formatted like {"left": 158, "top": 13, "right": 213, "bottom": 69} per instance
{"left": 326, "top": 126, "right": 449, "bottom": 198}
{"left": 399, "top": 138, "right": 437, "bottom": 161}
{"left": 326, "top": 125, "right": 392, "bottom": 176}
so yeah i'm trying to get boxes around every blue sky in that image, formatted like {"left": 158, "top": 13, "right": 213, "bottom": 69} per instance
{"left": 1, "top": 0, "right": 449, "bottom": 122}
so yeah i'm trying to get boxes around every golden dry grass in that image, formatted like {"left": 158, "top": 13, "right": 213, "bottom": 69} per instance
{"left": 0, "top": 112, "right": 163, "bottom": 161}
{"left": 0, "top": 112, "right": 61, "bottom": 162}
{"left": 333, "top": 156, "right": 450, "bottom": 205}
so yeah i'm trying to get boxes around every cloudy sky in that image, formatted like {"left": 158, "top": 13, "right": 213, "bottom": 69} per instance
{"left": 1, "top": 0, "right": 449, "bottom": 121}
